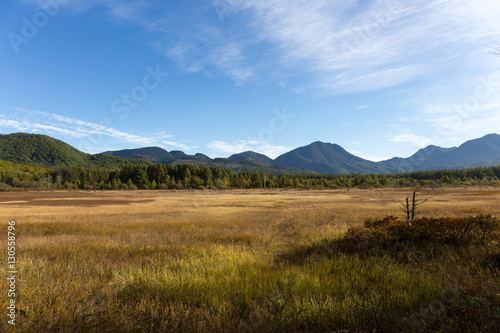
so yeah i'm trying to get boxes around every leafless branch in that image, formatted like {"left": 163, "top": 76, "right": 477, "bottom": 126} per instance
{"left": 400, "top": 189, "right": 436, "bottom": 224}
{"left": 414, "top": 193, "right": 437, "bottom": 207}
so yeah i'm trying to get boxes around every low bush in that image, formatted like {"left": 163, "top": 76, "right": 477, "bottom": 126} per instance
{"left": 339, "top": 214, "right": 499, "bottom": 254}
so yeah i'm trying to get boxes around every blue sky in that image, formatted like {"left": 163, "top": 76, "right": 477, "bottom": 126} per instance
{"left": 1, "top": 0, "right": 500, "bottom": 160}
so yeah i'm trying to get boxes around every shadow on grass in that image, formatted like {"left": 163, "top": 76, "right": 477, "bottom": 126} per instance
{"left": 278, "top": 214, "right": 500, "bottom": 266}
{"left": 273, "top": 214, "right": 500, "bottom": 332}
{"left": 9, "top": 215, "right": 500, "bottom": 332}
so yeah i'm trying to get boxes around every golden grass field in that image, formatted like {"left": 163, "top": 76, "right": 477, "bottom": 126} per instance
{"left": 1, "top": 188, "right": 499, "bottom": 332}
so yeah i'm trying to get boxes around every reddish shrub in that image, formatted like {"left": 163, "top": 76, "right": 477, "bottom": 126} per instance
{"left": 340, "top": 215, "right": 499, "bottom": 253}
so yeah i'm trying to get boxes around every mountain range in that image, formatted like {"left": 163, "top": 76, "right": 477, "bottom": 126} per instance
{"left": 106, "top": 133, "right": 500, "bottom": 174}
{"left": 1, "top": 132, "right": 500, "bottom": 174}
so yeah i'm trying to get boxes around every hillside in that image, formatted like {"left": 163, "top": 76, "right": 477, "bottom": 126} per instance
{"left": 103, "top": 147, "right": 174, "bottom": 162}
{"left": 229, "top": 151, "right": 273, "bottom": 165}
{"left": 0, "top": 133, "right": 144, "bottom": 168}
{"left": 379, "top": 145, "right": 457, "bottom": 172}
{"left": 212, "top": 158, "right": 316, "bottom": 174}
{"left": 378, "top": 134, "right": 500, "bottom": 172}
{"left": 106, "top": 147, "right": 214, "bottom": 165}
{"left": 421, "top": 134, "right": 500, "bottom": 169}
{"left": 273, "top": 141, "right": 389, "bottom": 174}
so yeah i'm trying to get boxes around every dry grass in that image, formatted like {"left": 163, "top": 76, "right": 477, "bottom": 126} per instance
{"left": 0, "top": 188, "right": 499, "bottom": 332}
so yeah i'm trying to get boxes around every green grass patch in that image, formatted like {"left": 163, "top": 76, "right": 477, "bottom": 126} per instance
{"left": 3, "top": 215, "right": 500, "bottom": 332}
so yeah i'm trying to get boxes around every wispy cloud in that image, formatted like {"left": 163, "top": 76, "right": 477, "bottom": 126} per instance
{"left": 207, "top": 139, "right": 292, "bottom": 159}
{"left": 389, "top": 133, "right": 434, "bottom": 147}
{"left": 33, "top": 0, "right": 500, "bottom": 95}
{"left": 151, "top": 131, "right": 174, "bottom": 140}
{"left": 240, "top": 0, "right": 500, "bottom": 93}
{"left": 405, "top": 66, "right": 500, "bottom": 145}
{"left": 426, "top": 104, "right": 500, "bottom": 143}
{"left": 13, "top": 108, "right": 160, "bottom": 146}
{"left": 158, "top": 0, "right": 500, "bottom": 94}
{"left": 0, "top": 116, "right": 88, "bottom": 138}
{"left": 15, "top": 0, "right": 500, "bottom": 160}
{"left": 162, "top": 141, "right": 198, "bottom": 151}
{"left": 3, "top": 108, "right": 179, "bottom": 150}
{"left": 350, "top": 151, "right": 389, "bottom": 162}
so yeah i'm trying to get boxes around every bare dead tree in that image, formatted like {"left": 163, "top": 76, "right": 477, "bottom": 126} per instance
{"left": 400, "top": 188, "right": 436, "bottom": 225}
{"left": 401, "top": 196, "right": 411, "bottom": 223}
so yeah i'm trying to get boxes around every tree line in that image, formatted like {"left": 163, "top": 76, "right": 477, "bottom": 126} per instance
{"left": 2, "top": 160, "right": 500, "bottom": 190}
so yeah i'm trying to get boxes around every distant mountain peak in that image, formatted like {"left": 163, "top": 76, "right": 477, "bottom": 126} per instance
{"left": 105, "top": 146, "right": 173, "bottom": 162}
{"left": 194, "top": 153, "right": 210, "bottom": 160}
{"left": 272, "top": 140, "right": 387, "bottom": 174}
{"left": 482, "top": 133, "right": 500, "bottom": 139}
{"left": 169, "top": 150, "right": 188, "bottom": 158}
{"left": 228, "top": 151, "right": 272, "bottom": 165}
{"left": 309, "top": 141, "right": 347, "bottom": 151}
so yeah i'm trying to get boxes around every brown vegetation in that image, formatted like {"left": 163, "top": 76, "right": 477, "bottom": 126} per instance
{"left": 0, "top": 188, "right": 499, "bottom": 332}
